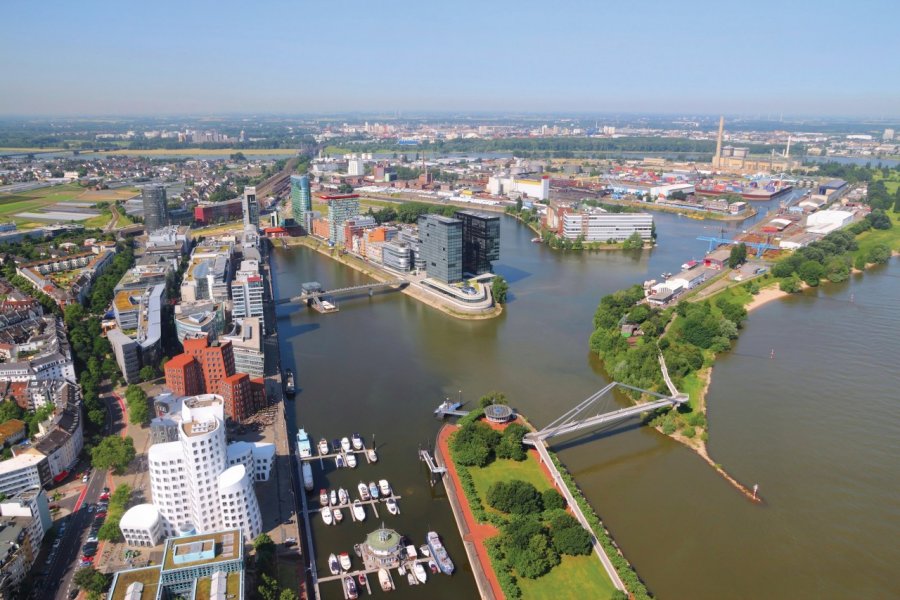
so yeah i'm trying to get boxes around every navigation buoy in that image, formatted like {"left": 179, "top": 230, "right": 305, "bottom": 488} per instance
{"left": 752, "top": 484, "right": 759, "bottom": 500}
{"left": 770, "top": 349, "right": 775, "bottom": 359}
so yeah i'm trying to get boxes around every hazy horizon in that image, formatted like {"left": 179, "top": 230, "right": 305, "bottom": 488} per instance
{"left": 3, "top": 0, "right": 898, "bottom": 118}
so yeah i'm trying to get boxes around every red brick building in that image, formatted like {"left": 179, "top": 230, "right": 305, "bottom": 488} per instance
{"left": 164, "top": 354, "right": 204, "bottom": 397}
{"left": 183, "top": 336, "right": 236, "bottom": 396}
{"left": 220, "top": 374, "right": 267, "bottom": 423}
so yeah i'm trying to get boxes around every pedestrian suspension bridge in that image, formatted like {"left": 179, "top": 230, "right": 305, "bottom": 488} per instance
{"left": 523, "top": 354, "right": 688, "bottom": 446}
{"left": 274, "top": 279, "right": 408, "bottom": 306}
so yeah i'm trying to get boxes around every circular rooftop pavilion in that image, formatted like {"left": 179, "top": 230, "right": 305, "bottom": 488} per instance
{"left": 119, "top": 503, "right": 160, "bottom": 530}
{"left": 365, "top": 528, "right": 403, "bottom": 556}
{"left": 484, "top": 403, "right": 515, "bottom": 423}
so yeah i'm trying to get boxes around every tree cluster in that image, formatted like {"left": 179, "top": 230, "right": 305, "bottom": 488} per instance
{"left": 90, "top": 435, "right": 136, "bottom": 474}
{"left": 97, "top": 484, "right": 131, "bottom": 542}
{"left": 770, "top": 229, "right": 861, "bottom": 287}
{"left": 491, "top": 275, "right": 509, "bottom": 304}
{"left": 73, "top": 567, "right": 110, "bottom": 595}
{"left": 125, "top": 385, "right": 150, "bottom": 426}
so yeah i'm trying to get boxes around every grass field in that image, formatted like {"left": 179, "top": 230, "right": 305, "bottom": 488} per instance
{"left": 852, "top": 211, "right": 900, "bottom": 258}
{"left": 469, "top": 457, "right": 553, "bottom": 501}
{"left": 468, "top": 454, "right": 616, "bottom": 599}
{"left": 518, "top": 553, "right": 617, "bottom": 600}
{"left": 0, "top": 183, "right": 138, "bottom": 227}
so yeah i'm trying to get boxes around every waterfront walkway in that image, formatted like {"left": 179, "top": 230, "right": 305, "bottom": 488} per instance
{"left": 435, "top": 425, "right": 501, "bottom": 600}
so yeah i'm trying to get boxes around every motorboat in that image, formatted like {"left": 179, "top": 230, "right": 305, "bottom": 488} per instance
{"left": 331, "top": 439, "right": 341, "bottom": 452}
{"left": 284, "top": 369, "right": 295, "bottom": 396}
{"left": 378, "top": 479, "right": 391, "bottom": 497}
{"left": 405, "top": 545, "right": 417, "bottom": 560}
{"left": 318, "top": 439, "right": 329, "bottom": 456}
{"left": 386, "top": 498, "right": 398, "bottom": 515}
{"left": 343, "top": 576, "right": 358, "bottom": 599}
{"left": 330, "top": 490, "right": 338, "bottom": 506}
{"left": 419, "top": 544, "right": 430, "bottom": 557}
{"left": 302, "top": 463, "right": 313, "bottom": 491}
{"left": 341, "top": 437, "right": 351, "bottom": 453}
{"left": 397, "top": 564, "right": 406, "bottom": 576}
{"left": 353, "top": 544, "right": 362, "bottom": 558}
{"left": 428, "top": 559, "right": 438, "bottom": 574}
{"left": 319, "top": 489, "right": 328, "bottom": 506}
{"left": 367, "top": 448, "right": 377, "bottom": 462}
{"left": 379, "top": 568, "right": 393, "bottom": 591}
{"left": 357, "top": 573, "right": 366, "bottom": 586}
{"left": 328, "top": 553, "right": 340, "bottom": 575}
{"left": 335, "top": 455, "right": 344, "bottom": 469}
{"left": 321, "top": 506, "right": 333, "bottom": 525}
{"left": 339, "top": 552, "right": 352, "bottom": 571}
{"left": 357, "top": 482, "right": 370, "bottom": 501}
{"left": 351, "top": 433, "right": 363, "bottom": 450}
{"left": 352, "top": 501, "right": 366, "bottom": 521}
{"left": 338, "top": 488, "right": 349, "bottom": 505}
{"left": 413, "top": 562, "right": 427, "bottom": 584}
{"left": 346, "top": 453, "right": 357, "bottom": 468}
{"left": 426, "top": 531, "right": 455, "bottom": 575}
{"left": 296, "top": 429, "right": 312, "bottom": 458}
{"left": 333, "top": 507, "right": 343, "bottom": 523}
{"left": 368, "top": 482, "right": 379, "bottom": 499}
{"left": 406, "top": 572, "right": 417, "bottom": 586}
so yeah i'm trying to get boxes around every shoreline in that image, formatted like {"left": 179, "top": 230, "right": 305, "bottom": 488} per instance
{"left": 508, "top": 212, "right": 656, "bottom": 251}
{"left": 281, "top": 236, "right": 504, "bottom": 321}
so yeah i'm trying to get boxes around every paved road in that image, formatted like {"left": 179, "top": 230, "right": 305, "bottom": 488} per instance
{"left": 39, "top": 392, "right": 125, "bottom": 600}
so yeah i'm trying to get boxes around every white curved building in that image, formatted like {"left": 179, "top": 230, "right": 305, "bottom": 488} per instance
{"left": 218, "top": 464, "right": 262, "bottom": 541}
{"left": 145, "top": 394, "right": 265, "bottom": 542}
{"left": 119, "top": 503, "right": 163, "bottom": 547}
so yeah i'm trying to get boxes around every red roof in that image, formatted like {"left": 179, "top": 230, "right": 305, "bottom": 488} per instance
{"left": 165, "top": 353, "right": 197, "bottom": 369}
{"left": 263, "top": 227, "right": 287, "bottom": 234}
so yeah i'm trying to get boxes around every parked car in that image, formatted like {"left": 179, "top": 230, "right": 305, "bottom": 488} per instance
{"left": 82, "top": 475, "right": 89, "bottom": 483}
{"left": 99, "top": 493, "right": 109, "bottom": 501}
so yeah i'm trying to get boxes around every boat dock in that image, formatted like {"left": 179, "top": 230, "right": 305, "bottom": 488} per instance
{"left": 434, "top": 401, "right": 469, "bottom": 418}
{"left": 297, "top": 460, "right": 322, "bottom": 599}
{"left": 299, "top": 445, "right": 377, "bottom": 467}
{"left": 307, "top": 494, "right": 402, "bottom": 521}
{"left": 318, "top": 557, "right": 432, "bottom": 585}
{"left": 419, "top": 449, "right": 446, "bottom": 476}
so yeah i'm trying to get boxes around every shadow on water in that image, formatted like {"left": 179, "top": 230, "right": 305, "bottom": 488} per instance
{"left": 549, "top": 419, "right": 645, "bottom": 452}
{"left": 492, "top": 263, "right": 532, "bottom": 284}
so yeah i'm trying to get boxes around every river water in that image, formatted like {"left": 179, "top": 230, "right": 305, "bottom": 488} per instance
{"left": 272, "top": 212, "right": 900, "bottom": 599}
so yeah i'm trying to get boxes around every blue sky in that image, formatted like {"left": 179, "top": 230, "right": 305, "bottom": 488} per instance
{"left": 2, "top": 0, "right": 898, "bottom": 117}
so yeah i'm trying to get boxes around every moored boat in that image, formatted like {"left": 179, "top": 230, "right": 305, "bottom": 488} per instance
{"left": 284, "top": 369, "right": 295, "bottom": 396}
{"left": 428, "top": 559, "right": 438, "bottom": 574}
{"left": 330, "top": 490, "right": 338, "bottom": 506}
{"left": 386, "top": 497, "right": 398, "bottom": 515}
{"left": 321, "top": 506, "right": 333, "bottom": 525}
{"left": 341, "top": 437, "right": 351, "bottom": 452}
{"left": 378, "top": 568, "right": 393, "bottom": 591}
{"left": 296, "top": 429, "right": 312, "bottom": 458}
{"left": 406, "top": 572, "right": 417, "bottom": 586}
{"left": 333, "top": 507, "right": 343, "bottom": 523}
{"left": 368, "top": 481, "right": 379, "bottom": 499}
{"left": 335, "top": 455, "right": 344, "bottom": 469}
{"left": 328, "top": 553, "right": 339, "bottom": 575}
{"left": 339, "top": 552, "right": 352, "bottom": 571}
{"left": 352, "top": 501, "right": 366, "bottom": 521}
{"left": 318, "top": 438, "right": 329, "bottom": 456}
{"left": 302, "top": 463, "right": 313, "bottom": 491}
{"left": 413, "top": 562, "right": 427, "bottom": 584}
{"left": 378, "top": 479, "right": 391, "bottom": 496}
{"left": 358, "top": 573, "right": 366, "bottom": 586}
{"left": 426, "top": 531, "right": 455, "bottom": 575}
{"left": 351, "top": 432, "right": 363, "bottom": 450}
{"left": 357, "top": 482, "right": 370, "bottom": 501}
{"left": 338, "top": 488, "right": 349, "bottom": 505}
{"left": 319, "top": 489, "right": 328, "bottom": 506}
{"left": 419, "top": 544, "right": 430, "bottom": 557}
{"left": 343, "top": 577, "right": 358, "bottom": 599}
{"left": 331, "top": 439, "right": 340, "bottom": 452}
{"left": 346, "top": 452, "right": 357, "bottom": 468}
{"left": 367, "top": 448, "right": 378, "bottom": 462}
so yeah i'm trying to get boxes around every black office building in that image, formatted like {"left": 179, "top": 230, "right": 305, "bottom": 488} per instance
{"left": 455, "top": 211, "right": 500, "bottom": 276}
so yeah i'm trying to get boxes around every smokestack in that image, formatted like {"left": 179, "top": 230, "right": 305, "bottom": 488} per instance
{"left": 715, "top": 116, "right": 725, "bottom": 165}
{"left": 785, "top": 135, "right": 791, "bottom": 159}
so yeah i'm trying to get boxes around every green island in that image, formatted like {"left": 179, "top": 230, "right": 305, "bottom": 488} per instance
{"left": 445, "top": 394, "right": 647, "bottom": 600}
{"left": 587, "top": 164, "right": 900, "bottom": 487}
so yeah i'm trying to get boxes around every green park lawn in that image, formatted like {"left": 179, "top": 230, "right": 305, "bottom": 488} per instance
{"left": 469, "top": 456, "right": 552, "bottom": 501}
{"left": 467, "top": 453, "right": 618, "bottom": 599}
{"left": 518, "top": 553, "right": 617, "bottom": 600}
{"left": 853, "top": 211, "right": 900, "bottom": 259}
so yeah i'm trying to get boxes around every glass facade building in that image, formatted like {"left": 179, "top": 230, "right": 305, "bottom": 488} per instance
{"left": 455, "top": 211, "right": 501, "bottom": 276}
{"left": 290, "top": 175, "right": 311, "bottom": 230}
{"left": 418, "top": 214, "right": 463, "bottom": 283}
{"left": 142, "top": 185, "right": 169, "bottom": 232}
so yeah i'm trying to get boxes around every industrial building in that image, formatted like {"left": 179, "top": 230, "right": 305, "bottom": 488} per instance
{"left": 488, "top": 174, "right": 550, "bottom": 200}
{"left": 561, "top": 211, "right": 654, "bottom": 242}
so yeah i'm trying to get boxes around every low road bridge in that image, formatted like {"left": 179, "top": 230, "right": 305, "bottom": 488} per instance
{"left": 274, "top": 279, "right": 407, "bottom": 306}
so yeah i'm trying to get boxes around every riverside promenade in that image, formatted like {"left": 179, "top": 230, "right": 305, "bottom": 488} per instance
{"left": 435, "top": 425, "right": 501, "bottom": 600}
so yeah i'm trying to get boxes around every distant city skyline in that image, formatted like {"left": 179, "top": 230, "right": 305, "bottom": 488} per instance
{"left": 2, "top": 0, "right": 898, "bottom": 117}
